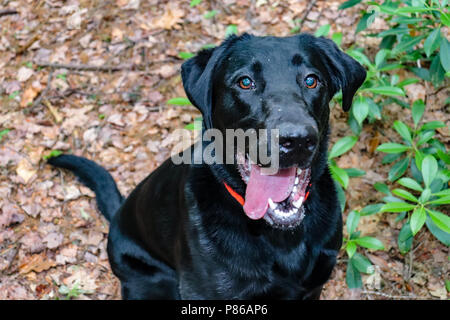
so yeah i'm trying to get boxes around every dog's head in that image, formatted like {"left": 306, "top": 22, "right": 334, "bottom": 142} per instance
{"left": 181, "top": 34, "right": 366, "bottom": 229}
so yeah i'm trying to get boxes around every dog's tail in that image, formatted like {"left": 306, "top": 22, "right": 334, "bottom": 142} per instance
{"left": 48, "top": 154, "right": 124, "bottom": 222}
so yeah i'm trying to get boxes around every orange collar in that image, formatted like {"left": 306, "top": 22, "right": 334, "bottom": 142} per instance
{"left": 223, "top": 181, "right": 245, "bottom": 206}
{"left": 223, "top": 181, "right": 311, "bottom": 207}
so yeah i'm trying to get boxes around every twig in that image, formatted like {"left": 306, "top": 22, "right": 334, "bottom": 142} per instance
{"left": 362, "top": 290, "right": 417, "bottom": 300}
{"left": 0, "top": 9, "right": 18, "bottom": 17}
{"left": 43, "top": 99, "right": 62, "bottom": 123}
{"left": 16, "top": 34, "right": 40, "bottom": 55}
{"left": 31, "top": 69, "right": 54, "bottom": 109}
{"left": 297, "top": 0, "right": 319, "bottom": 33}
{"left": 35, "top": 60, "right": 175, "bottom": 72}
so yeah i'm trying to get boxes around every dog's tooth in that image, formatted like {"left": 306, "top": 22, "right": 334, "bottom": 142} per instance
{"left": 297, "top": 168, "right": 302, "bottom": 175}
{"left": 268, "top": 198, "right": 277, "bottom": 209}
{"left": 293, "top": 196, "right": 304, "bottom": 208}
{"left": 294, "top": 177, "right": 299, "bottom": 185}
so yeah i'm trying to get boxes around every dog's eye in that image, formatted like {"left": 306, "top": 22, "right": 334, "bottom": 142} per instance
{"left": 304, "top": 75, "right": 318, "bottom": 89}
{"left": 238, "top": 77, "right": 254, "bottom": 90}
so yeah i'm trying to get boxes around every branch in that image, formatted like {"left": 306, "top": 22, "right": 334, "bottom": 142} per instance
{"left": 35, "top": 60, "right": 175, "bottom": 72}
{"left": 297, "top": 0, "right": 319, "bottom": 33}
{"left": 361, "top": 290, "right": 417, "bottom": 300}
{"left": 31, "top": 69, "right": 54, "bottom": 109}
{"left": 0, "top": 9, "right": 19, "bottom": 17}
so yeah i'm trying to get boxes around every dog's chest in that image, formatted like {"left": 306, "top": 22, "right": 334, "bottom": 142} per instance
{"left": 178, "top": 241, "right": 315, "bottom": 299}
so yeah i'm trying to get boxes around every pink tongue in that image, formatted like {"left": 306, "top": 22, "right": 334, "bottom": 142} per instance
{"left": 243, "top": 165, "right": 296, "bottom": 220}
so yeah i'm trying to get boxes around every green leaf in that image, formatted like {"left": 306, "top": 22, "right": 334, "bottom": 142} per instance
{"left": 0, "top": 129, "right": 10, "bottom": 141}
{"left": 355, "top": 237, "right": 385, "bottom": 250}
{"left": 412, "top": 67, "right": 431, "bottom": 81}
{"left": 393, "top": 120, "right": 412, "bottom": 143}
{"left": 347, "top": 210, "right": 360, "bottom": 235}
{"left": 355, "top": 12, "right": 374, "bottom": 34}
{"left": 388, "top": 157, "right": 409, "bottom": 182}
{"left": 366, "top": 86, "right": 405, "bottom": 97}
{"left": 425, "top": 216, "right": 450, "bottom": 246}
{"left": 395, "top": 7, "right": 433, "bottom": 14}
{"left": 347, "top": 49, "right": 373, "bottom": 67}
{"left": 346, "top": 241, "right": 357, "bottom": 258}
{"left": 397, "top": 78, "right": 420, "bottom": 87}
{"left": 398, "top": 222, "right": 413, "bottom": 254}
{"left": 380, "top": 202, "right": 416, "bottom": 213}
{"left": 331, "top": 32, "right": 343, "bottom": 46}
{"left": 410, "top": 206, "right": 426, "bottom": 235}
{"left": 382, "top": 153, "right": 402, "bottom": 165}
{"left": 411, "top": 99, "right": 425, "bottom": 128}
{"left": 441, "top": 12, "right": 450, "bottom": 27}
{"left": 379, "top": 64, "right": 404, "bottom": 72}
{"left": 190, "top": 0, "right": 202, "bottom": 7}
{"left": 419, "top": 188, "right": 431, "bottom": 203}
{"left": 392, "top": 189, "right": 419, "bottom": 203}
{"left": 328, "top": 136, "right": 358, "bottom": 159}
{"left": 352, "top": 96, "right": 369, "bottom": 126}
{"left": 374, "top": 182, "right": 391, "bottom": 195}
{"left": 427, "top": 195, "right": 450, "bottom": 205}
{"left": 43, "top": 150, "right": 63, "bottom": 160}
{"left": 314, "top": 24, "right": 331, "bottom": 37}
{"left": 424, "top": 28, "right": 441, "bottom": 58}
{"left": 432, "top": 189, "right": 450, "bottom": 197}
{"left": 440, "top": 38, "right": 450, "bottom": 72}
{"left": 167, "top": 97, "right": 192, "bottom": 105}
{"left": 397, "top": 177, "right": 423, "bottom": 192}
{"left": 426, "top": 209, "right": 450, "bottom": 234}
{"left": 421, "top": 155, "right": 438, "bottom": 188}
{"left": 178, "top": 52, "right": 195, "bottom": 60}
{"left": 436, "top": 149, "right": 450, "bottom": 164}
{"left": 330, "top": 165, "right": 349, "bottom": 189}
{"left": 376, "top": 143, "right": 410, "bottom": 154}
{"left": 375, "top": 49, "right": 389, "bottom": 68}
{"left": 203, "top": 10, "right": 218, "bottom": 19}
{"left": 338, "top": 0, "right": 363, "bottom": 10}
{"left": 335, "top": 180, "right": 346, "bottom": 212}
{"left": 351, "top": 253, "right": 375, "bottom": 274}
{"left": 366, "top": 97, "right": 382, "bottom": 120}
{"left": 392, "top": 35, "right": 426, "bottom": 55}
{"left": 344, "top": 168, "right": 366, "bottom": 177}
{"left": 346, "top": 259, "right": 362, "bottom": 289}
{"left": 225, "top": 24, "right": 238, "bottom": 37}
{"left": 360, "top": 203, "right": 383, "bottom": 216}
{"left": 420, "top": 121, "right": 445, "bottom": 131}
{"left": 416, "top": 130, "right": 435, "bottom": 146}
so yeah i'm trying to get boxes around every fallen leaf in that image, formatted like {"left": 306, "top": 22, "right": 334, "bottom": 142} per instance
{"left": 20, "top": 232, "right": 45, "bottom": 253}
{"left": 153, "top": 5, "right": 184, "bottom": 30}
{"left": 16, "top": 158, "right": 37, "bottom": 184}
{"left": 63, "top": 267, "right": 98, "bottom": 293}
{"left": 19, "top": 254, "right": 56, "bottom": 274}
{"left": 42, "top": 232, "right": 64, "bottom": 249}
{"left": 17, "top": 67, "right": 34, "bottom": 82}
{"left": 20, "top": 86, "right": 40, "bottom": 107}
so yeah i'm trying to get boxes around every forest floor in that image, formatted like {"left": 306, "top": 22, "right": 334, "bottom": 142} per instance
{"left": 0, "top": 0, "right": 448, "bottom": 300}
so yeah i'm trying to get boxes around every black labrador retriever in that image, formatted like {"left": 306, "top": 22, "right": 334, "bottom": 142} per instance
{"left": 49, "top": 33, "right": 366, "bottom": 299}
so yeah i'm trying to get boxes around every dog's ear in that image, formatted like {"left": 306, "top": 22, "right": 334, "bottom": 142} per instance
{"left": 181, "top": 44, "right": 227, "bottom": 129}
{"left": 314, "top": 36, "right": 367, "bottom": 112}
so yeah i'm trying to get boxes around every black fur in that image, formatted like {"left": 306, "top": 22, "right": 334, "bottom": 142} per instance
{"left": 49, "top": 33, "right": 366, "bottom": 300}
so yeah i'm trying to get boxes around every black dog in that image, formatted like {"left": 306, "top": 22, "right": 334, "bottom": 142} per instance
{"left": 49, "top": 33, "right": 366, "bottom": 299}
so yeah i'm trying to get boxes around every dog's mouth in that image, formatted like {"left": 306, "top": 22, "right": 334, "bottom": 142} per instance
{"left": 236, "top": 153, "right": 311, "bottom": 229}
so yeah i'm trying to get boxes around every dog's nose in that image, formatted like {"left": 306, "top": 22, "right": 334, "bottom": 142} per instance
{"left": 278, "top": 123, "right": 318, "bottom": 158}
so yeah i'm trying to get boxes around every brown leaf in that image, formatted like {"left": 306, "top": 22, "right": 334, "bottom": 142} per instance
{"left": 19, "top": 254, "right": 56, "bottom": 274}
{"left": 16, "top": 158, "right": 37, "bottom": 184}
{"left": 20, "top": 86, "right": 40, "bottom": 107}
{"left": 153, "top": 5, "right": 184, "bottom": 30}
